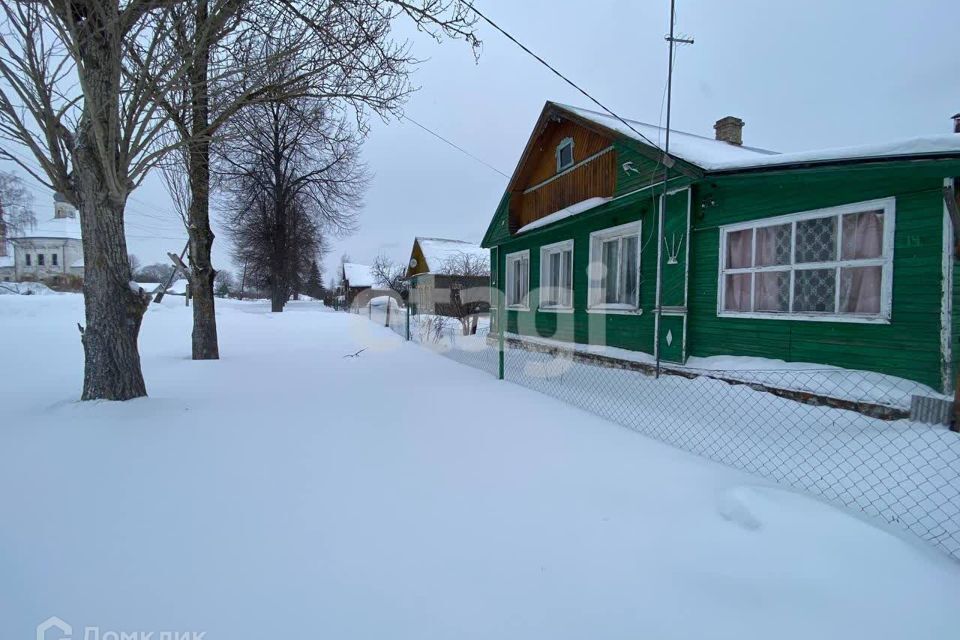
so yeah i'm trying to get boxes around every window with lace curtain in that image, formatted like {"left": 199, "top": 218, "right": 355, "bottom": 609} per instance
{"left": 718, "top": 198, "right": 895, "bottom": 322}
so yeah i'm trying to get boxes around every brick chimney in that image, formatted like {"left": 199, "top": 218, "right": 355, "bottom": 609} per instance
{"left": 953, "top": 113, "right": 960, "bottom": 134}
{"left": 714, "top": 116, "right": 744, "bottom": 146}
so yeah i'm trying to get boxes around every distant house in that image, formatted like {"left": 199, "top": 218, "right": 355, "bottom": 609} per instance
{"left": 481, "top": 101, "right": 960, "bottom": 394}
{"left": 405, "top": 237, "right": 490, "bottom": 318}
{"left": 338, "top": 262, "right": 376, "bottom": 308}
{"left": 4, "top": 193, "right": 83, "bottom": 283}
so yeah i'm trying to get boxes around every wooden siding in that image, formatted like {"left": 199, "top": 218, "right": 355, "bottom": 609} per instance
{"left": 688, "top": 163, "right": 959, "bottom": 391}
{"left": 405, "top": 239, "right": 428, "bottom": 278}
{"left": 508, "top": 119, "right": 617, "bottom": 233}
{"left": 517, "top": 118, "right": 612, "bottom": 187}
{"left": 512, "top": 150, "right": 616, "bottom": 229}
{"left": 490, "top": 158, "right": 960, "bottom": 392}
{"left": 496, "top": 196, "right": 659, "bottom": 352}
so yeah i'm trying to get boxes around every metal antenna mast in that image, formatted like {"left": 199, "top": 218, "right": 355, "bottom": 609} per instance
{"left": 655, "top": 0, "right": 694, "bottom": 378}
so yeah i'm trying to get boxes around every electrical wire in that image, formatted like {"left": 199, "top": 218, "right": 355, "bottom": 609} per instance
{"left": 462, "top": 0, "right": 671, "bottom": 158}
{"left": 401, "top": 115, "right": 510, "bottom": 179}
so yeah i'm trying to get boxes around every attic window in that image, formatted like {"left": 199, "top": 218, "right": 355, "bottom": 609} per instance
{"left": 556, "top": 137, "right": 574, "bottom": 172}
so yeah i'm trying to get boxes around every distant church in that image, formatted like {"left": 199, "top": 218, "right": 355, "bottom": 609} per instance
{"left": 0, "top": 192, "right": 83, "bottom": 283}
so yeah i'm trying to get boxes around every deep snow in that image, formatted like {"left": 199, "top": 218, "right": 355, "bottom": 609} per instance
{"left": 1, "top": 294, "right": 959, "bottom": 640}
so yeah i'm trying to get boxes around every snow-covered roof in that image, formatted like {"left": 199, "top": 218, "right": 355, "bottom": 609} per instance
{"left": 11, "top": 216, "right": 82, "bottom": 240}
{"left": 342, "top": 262, "right": 375, "bottom": 288}
{"left": 707, "top": 134, "right": 960, "bottom": 172}
{"left": 0, "top": 255, "right": 13, "bottom": 268}
{"left": 70, "top": 258, "right": 84, "bottom": 268}
{"left": 559, "top": 103, "right": 777, "bottom": 170}
{"left": 517, "top": 197, "right": 612, "bottom": 234}
{"left": 416, "top": 237, "right": 489, "bottom": 274}
{"left": 560, "top": 103, "right": 960, "bottom": 172}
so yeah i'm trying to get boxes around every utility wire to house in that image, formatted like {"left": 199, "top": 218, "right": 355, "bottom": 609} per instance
{"left": 401, "top": 115, "right": 510, "bottom": 179}
{"left": 462, "top": 0, "right": 671, "bottom": 159}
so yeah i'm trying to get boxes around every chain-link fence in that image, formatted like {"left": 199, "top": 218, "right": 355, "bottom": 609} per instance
{"left": 364, "top": 305, "right": 960, "bottom": 560}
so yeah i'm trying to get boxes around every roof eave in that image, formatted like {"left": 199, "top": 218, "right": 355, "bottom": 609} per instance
{"left": 703, "top": 152, "right": 960, "bottom": 177}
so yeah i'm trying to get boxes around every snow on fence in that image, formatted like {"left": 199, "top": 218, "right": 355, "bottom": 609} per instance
{"left": 371, "top": 310, "right": 960, "bottom": 560}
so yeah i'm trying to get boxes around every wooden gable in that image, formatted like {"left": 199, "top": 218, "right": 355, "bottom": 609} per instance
{"left": 507, "top": 115, "right": 617, "bottom": 232}
{"left": 405, "top": 239, "right": 428, "bottom": 278}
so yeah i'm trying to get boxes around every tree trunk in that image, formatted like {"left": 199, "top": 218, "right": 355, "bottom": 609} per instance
{"left": 76, "top": 125, "right": 151, "bottom": 401}
{"left": 187, "top": 0, "right": 220, "bottom": 360}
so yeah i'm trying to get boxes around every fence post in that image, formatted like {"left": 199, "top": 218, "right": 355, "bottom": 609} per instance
{"left": 497, "top": 299, "right": 505, "bottom": 381}
{"left": 406, "top": 304, "right": 411, "bottom": 341}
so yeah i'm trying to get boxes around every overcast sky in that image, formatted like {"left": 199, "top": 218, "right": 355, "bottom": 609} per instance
{"left": 4, "top": 0, "right": 958, "bottom": 284}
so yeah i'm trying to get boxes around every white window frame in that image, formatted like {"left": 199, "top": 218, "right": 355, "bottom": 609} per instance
{"left": 588, "top": 221, "right": 642, "bottom": 313}
{"left": 539, "top": 239, "right": 574, "bottom": 312}
{"left": 556, "top": 137, "right": 574, "bottom": 173}
{"left": 717, "top": 197, "right": 896, "bottom": 324}
{"left": 505, "top": 249, "right": 530, "bottom": 310}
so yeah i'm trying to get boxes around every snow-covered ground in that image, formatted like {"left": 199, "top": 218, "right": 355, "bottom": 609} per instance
{"left": 1, "top": 294, "right": 959, "bottom": 639}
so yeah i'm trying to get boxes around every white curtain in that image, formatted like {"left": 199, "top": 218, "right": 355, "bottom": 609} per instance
{"left": 839, "top": 212, "right": 883, "bottom": 313}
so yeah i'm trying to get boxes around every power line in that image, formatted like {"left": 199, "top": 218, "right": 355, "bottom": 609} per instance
{"left": 462, "top": 0, "right": 670, "bottom": 157}
{"left": 401, "top": 114, "right": 510, "bottom": 179}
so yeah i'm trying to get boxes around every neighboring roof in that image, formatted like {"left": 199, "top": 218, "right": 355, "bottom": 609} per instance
{"left": 0, "top": 255, "right": 13, "bottom": 268}
{"left": 342, "top": 262, "right": 375, "bottom": 288}
{"left": 415, "top": 237, "right": 489, "bottom": 274}
{"left": 70, "top": 258, "right": 84, "bottom": 268}
{"left": 557, "top": 103, "right": 777, "bottom": 170}
{"left": 53, "top": 192, "right": 70, "bottom": 203}
{"left": 11, "top": 216, "right": 82, "bottom": 240}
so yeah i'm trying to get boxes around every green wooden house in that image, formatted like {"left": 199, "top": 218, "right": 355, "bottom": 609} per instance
{"left": 481, "top": 102, "right": 960, "bottom": 393}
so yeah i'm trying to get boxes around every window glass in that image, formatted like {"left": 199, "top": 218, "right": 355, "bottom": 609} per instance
{"left": 725, "top": 228, "right": 753, "bottom": 268}
{"left": 38, "top": 254, "right": 45, "bottom": 266}
{"left": 841, "top": 211, "right": 883, "bottom": 260}
{"left": 557, "top": 140, "right": 573, "bottom": 171}
{"left": 839, "top": 266, "right": 882, "bottom": 314}
{"left": 621, "top": 235, "right": 638, "bottom": 304}
{"left": 755, "top": 224, "right": 791, "bottom": 267}
{"left": 507, "top": 253, "right": 529, "bottom": 308}
{"left": 601, "top": 239, "right": 619, "bottom": 303}
{"left": 793, "top": 268, "right": 836, "bottom": 312}
{"left": 754, "top": 271, "right": 789, "bottom": 312}
{"left": 795, "top": 216, "right": 837, "bottom": 263}
{"left": 719, "top": 200, "right": 892, "bottom": 319}
{"left": 540, "top": 245, "right": 573, "bottom": 308}
{"left": 724, "top": 273, "right": 751, "bottom": 312}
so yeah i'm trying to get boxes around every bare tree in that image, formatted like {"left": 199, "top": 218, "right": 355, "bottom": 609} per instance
{"left": 138, "top": 0, "right": 479, "bottom": 360}
{"left": 128, "top": 253, "right": 142, "bottom": 278}
{"left": 441, "top": 251, "right": 490, "bottom": 335}
{"left": 0, "top": 171, "right": 35, "bottom": 253}
{"left": 371, "top": 253, "right": 407, "bottom": 297}
{"left": 214, "top": 269, "right": 234, "bottom": 297}
{"left": 221, "top": 87, "right": 366, "bottom": 312}
{"left": 135, "top": 262, "right": 176, "bottom": 283}
{"left": 0, "top": 2, "right": 202, "bottom": 400}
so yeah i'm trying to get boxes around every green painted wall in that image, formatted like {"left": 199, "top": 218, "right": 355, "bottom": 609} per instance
{"left": 488, "top": 152, "right": 960, "bottom": 392}
{"left": 494, "top": 194, "right": 660, "bottom": 353}
{"left": 687, "top": 162, "right": 959, "bottom": 390}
